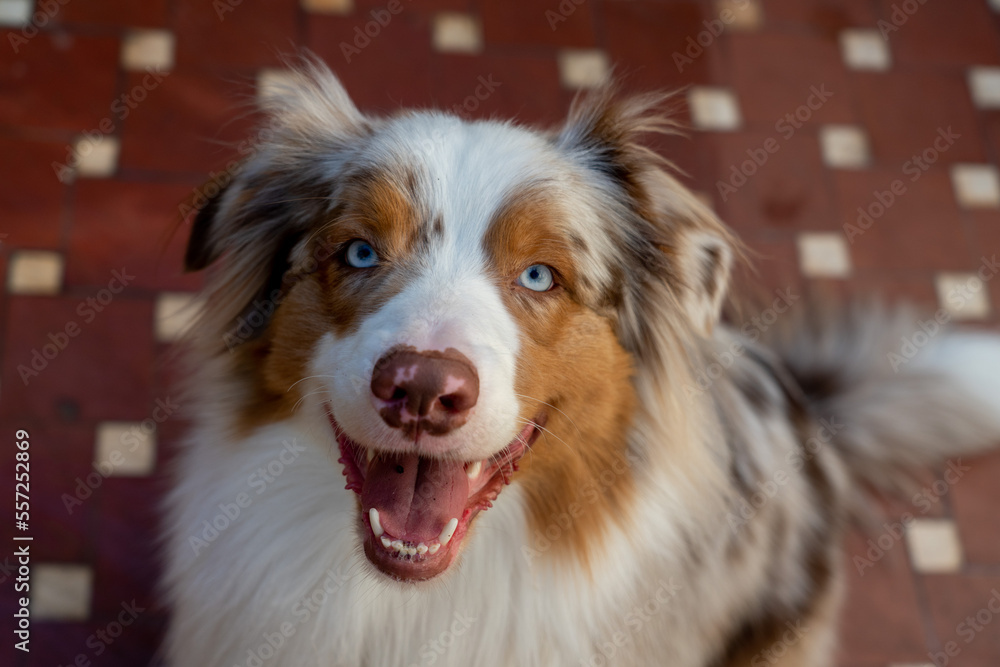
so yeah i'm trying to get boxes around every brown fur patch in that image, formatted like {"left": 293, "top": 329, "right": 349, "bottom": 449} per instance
{"left": 483, "top": 189, "right": 638, "bottom": 570}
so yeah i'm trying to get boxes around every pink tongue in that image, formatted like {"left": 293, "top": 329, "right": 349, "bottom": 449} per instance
{"left": 361, "top": 453, "right": 469, "bottom": 541}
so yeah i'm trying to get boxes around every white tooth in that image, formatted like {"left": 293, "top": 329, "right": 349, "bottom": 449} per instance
{"left": 391, "top": 540, "right": 404, "bottom": 552}
{"left": 466, "top": 461, "right": 482, "bottom": 479}
{"left": 438, "top": 518, "right": 458, "bottom": 546}
{"left": 405, "top": 546, "right": 416, "bottom": 556}
{"left": 416, "top": 543, "right": 428, "bottom": 555}
{"left": 428, "top": 543, "right": 440, "bottom": 554}
{"left": 369, "top": 508, "right": 384, "bottom": 537}
{"left": 381, "top": 536, "right": 392, "bottom": 549}
{"left": 367, "top": 448, "right": 375, "bottom": 463}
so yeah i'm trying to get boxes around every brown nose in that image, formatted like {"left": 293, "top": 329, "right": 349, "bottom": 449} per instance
{"left": 370, "top": 348, "right": 479, "bottom": 437}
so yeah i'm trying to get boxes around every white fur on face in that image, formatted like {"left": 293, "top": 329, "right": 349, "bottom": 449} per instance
{"left": 314, "top": 114, "right": 568, "bottom": 460}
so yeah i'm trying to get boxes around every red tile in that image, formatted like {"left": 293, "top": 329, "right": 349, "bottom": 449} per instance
{"left": 0, "top": 136, "right": 66, "bottom": 249}
{"left": 306, "top": 13, "right": 436, "bottom": 113}
{"left": 172, "top": 0, "right": 299, "bottom": 71}
{"left": 727, "top": 33, "right": 855, "bottom": 127}
{"left": 833, "top": 170, "right": 974, "bottom": 271}
{"left": 838, "top": 528, "right": 929, "bottom": 664}
{"left": 0, "top": 296, "right": 154, "bottom": 422}
{"left": 480, "top": 0, "right": 596, "bottom": 47}
{"left": 55, "top": 0, "right": 169, "bottom": 27}
{"left": 603, "top": 1, "right": 720, "bottom": 90}
{"left": 67, "top": 180, "right": 204, "bottom": 292}
{"left": 878, "top": 0, "right": 1000, "bottom": 67}
{"left": 951, "top": 451, "right": 1000, "bottom": 566}
{"left": 763, "top": 0, "right": 878, "bottom": 30}
{"left": 429, "top": 54, "right": 562, "bottom": 125}
{"left": 715, "top": 131, "right": 838, "bottom": 232}
{"left": 974, "top": 218, "right": 1000, "bottom": 315}
{"left": 117, "top": 70, "right": 259, "bottom": 174}
{"left": 736, "top": 232, "right": 804, "bottom": 293}
{"left": 0, "top": 32, "right": 119, "bottom": 131}
{"left": 923, "top": 575, "right": 1000, "bottom": 667}
{"left": 853, "top": 72, "right": 985, "bottom": 166}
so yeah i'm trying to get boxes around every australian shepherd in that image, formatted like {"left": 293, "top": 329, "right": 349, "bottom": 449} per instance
{"left": 162, "top": 57, "right": 1000, "bottom": 666}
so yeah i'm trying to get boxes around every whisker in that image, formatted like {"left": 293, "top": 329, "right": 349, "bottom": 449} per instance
{"left": 514, "top": 393, "right": 582, "bottom": 435}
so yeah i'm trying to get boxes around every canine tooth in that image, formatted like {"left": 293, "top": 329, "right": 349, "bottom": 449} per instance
{"left": 367, "top": 448, "right": 375, "bottom": 464}
{"left": 381, "top": 536, "right": 392, "bottom": 549}
{"left": 416, "top": 543, "right": 428, "bottom": 555}
{"left": 369, "top": 508, "right": 384, "bottom": 537}
{"left": 466, "top": 461, "right": 482, "bottom": 479}
{"left": 428, "top": 543, "right": 440, "bottom": 554}
{"left": 391, "top": 540, "right": 404, "bottom": 552}
{"left": 438, "top": 518, "right": 458, "bottom": 546}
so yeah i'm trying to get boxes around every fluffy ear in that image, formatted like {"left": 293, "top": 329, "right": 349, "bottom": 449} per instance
{"left": 556, "top": 83, "right": 738, "bottom": 351}
{"left": 181, "top": 55, "right": 367, "bottom": 346}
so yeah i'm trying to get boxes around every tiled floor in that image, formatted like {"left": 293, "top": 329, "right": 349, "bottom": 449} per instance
{"left": 2, "top": 1, "right": 1000, "bottom": 665}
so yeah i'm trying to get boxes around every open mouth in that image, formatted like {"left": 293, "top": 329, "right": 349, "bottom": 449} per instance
{"left": 329, "top": 409, "right": 545, "bottom": 581}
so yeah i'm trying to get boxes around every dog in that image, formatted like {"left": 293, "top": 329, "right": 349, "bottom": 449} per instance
{"left": 162, "top": 57, "right": 1000, "bottom": 666}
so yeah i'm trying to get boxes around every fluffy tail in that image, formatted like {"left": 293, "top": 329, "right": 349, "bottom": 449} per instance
{"left": 756, "top": 300, "right": 1000, "bottom": 495}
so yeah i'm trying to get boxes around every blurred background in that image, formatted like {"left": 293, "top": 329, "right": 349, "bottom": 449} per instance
{"left": 1, "top": 0, "right": 1000, "bottom": 665}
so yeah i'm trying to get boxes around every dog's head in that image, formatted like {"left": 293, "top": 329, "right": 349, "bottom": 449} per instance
{"left": 185, "top": 58, "right": 735, "bottom": 582}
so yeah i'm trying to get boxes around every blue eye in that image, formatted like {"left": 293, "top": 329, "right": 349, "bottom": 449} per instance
{"left": 345, "top": 240, "right": 378, "bottom": 268}
{"left": 517, "top": 264, "right": 554, "bottom": 292}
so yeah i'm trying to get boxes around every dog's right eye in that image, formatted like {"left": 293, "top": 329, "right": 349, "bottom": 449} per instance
{"left": 345, "top": 240, "right": 379, "bottom": 268}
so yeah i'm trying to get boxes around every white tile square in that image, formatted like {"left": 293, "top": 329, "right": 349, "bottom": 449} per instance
{"left": 257, "top": 68, "right": 299, "bottom": 102}
{"left": 33, "top": 564, "right": 93, "bottom": 620}
{"left": 819, "top": 124, "right": 871, "bottom": 169}
{"left": 73, "top": 135, "right": 120, "bottom": 179}
{"left": 716, "top": 0, "right": 763, "bottom": 30}
{"left": 935, "top": 273, "right": 991, "bottom": 320}
{"left": 839, "top": 29, "right": 891, "bottom": 71}
{"left": 0, "top": 0, "right": 32, "bottom": 27}
{"left": 300, "top": 0, "right": 353, "bottom": 14}
{"left": 968, "top": 67, "right": 1000, "bottom": 109}
{"left": 905, "top": 518, "right": 963, "bottom": 573}
{"left": 432, "top": 13, "right": 482, "bottom": 54}
{"left": 991, "top": 0, "right": 1000, "bottom": 12}
{"left": 797, "top": 232, "right": 852, "bottom": 278}
{"left": 121, "top": 29, "right": 175, "bottom": 72}
{"left": 155, "top": 292, "right": 200, "bottom": 342}
{"left": 950, "top": 163, "right": 1000, "bottom": 208}
{"left": 688, "top": 87, "right": 742, "bottom": 131}
{"left": 95, "top": 422, "right": 157, "bottom": 476}
{"left": 7, "top": 251, "right": 63, "bottom": 295}
{"left": 558, "top": 49, "right": 610, "bottom": 89}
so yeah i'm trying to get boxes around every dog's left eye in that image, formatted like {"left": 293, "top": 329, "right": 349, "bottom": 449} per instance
{"left": 517, "top": 264, "right": 554, "bottom": 292}
{"left": 345, "top": 240, "right": 379, "bottom": 268}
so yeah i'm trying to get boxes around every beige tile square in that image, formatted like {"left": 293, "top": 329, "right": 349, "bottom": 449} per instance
{"left": 301, "top": 0, "right": 353, "bottom": 14}
{"left": 969, "top": 67, "right": 1000, "bottom": 109}
{"left": 689, "top": 87, "right": 742, "bottom": 131}
{"left": 155, "top": 292, "right": 200, "bottom": 342}
{"left": 0, "top": 0, "right": 31, "bottom": 27}
{"left": 819, "top": 124, "right": 871, "bottom": 169}
{"left": 432, "top": 13, "right": 482, "bottom": 54}
{"left": 905, "top": 518, "right": 963, "bottom": 573}
{"left": 935, "top": 273, "right": 991, "bottom": 320}
{"left": 8, "top": 251, "right": 63, "bottom": 295}
{"left": 839, "top": 29, "right": 891, "bottom": 71}
{"left": 558, "top": 49, "right": 610, "bottom": 89}
{"left": 950, "top": 163, "right": 1000, "bottom": 208}
{"left": 73, "top": 135, "right": 120, "bottom": 179}
{"left": 797, "top": 232, "right": 852, "bottom": 278}
{"left": 257, "top": 68, "right": 299, "bottom": 102}
{"left": 95, "top": 422, "right": 157, "bottom": 476}
{"left": 121, "top": 29, "right": 175, "bottom": 71}
{"left": 716, "top": 0, "right": 763, "bottom": 30}
{"left": 33, "top": 564, "right": 93, "bottom": 620}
